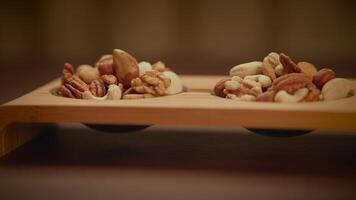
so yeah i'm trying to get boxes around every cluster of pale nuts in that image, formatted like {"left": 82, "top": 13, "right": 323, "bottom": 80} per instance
{"left": 57, "top": 49, "right": 183, "bottom": 100}
{"left": 214, "top": 52, "right": 353, "bottom": 103}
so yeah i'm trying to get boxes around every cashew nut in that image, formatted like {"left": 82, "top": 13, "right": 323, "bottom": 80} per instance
{"left": 244, "top": 75, "right": 272, "bottom": 88}
{"left": 83, "top": 84, "right": 122, "bottom": 100}
{"left": 274, "top": 88, "right": 309, "bottom": 103}
{"left": 322, "top": 78, "right": 352, "bottom": 101}
{"left": 77, "top": 64, "right": 100, "bottom": 84}
{"left": 229, "top": 61, "right": 263, "bottom": 78}
{"left": 138, "top": 61, "right": 153, "bottom": 76}
{"left": 265, "top": 52, "right": 280, "bottom": 66}
{"left": 275, "top": 64, "right": 284, "bottom": 76}
{"left": 226, "top": 94, "right": 256, "bottom": 101}
{"left": 224, "top": 80, "right": 241, "bottom": 90}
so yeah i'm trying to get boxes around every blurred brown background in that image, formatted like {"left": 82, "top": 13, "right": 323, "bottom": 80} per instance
{"left": 1, "top": 0, "right": 356, "bottom": 102}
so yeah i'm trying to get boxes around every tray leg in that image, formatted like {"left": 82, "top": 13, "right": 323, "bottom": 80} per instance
{"left": 0, "top": 123, "right": 52, "bottom": 157}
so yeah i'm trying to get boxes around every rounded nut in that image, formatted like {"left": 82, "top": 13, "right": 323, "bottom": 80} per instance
{"left": 297, "top": 62, "right": 318, "bottom": 77}
{"left": 162, "top": 71, "right": 183, "bottom": 95}
{"left": 96, "top": 55, "right": 114, "bottom": 75}
{"left": 229, "top": 61, "right": 262, "bottom": 78}
{"left": 214, "top": 78, "right": 230, "bottom": 97}
{"left": 138, "top": 61, "right": 153, "bottom": 76}
{"left": 279, "top": 53, "right": 302, "bottom": 74}
{"left": 112, "top": 49, "right": 139, "bottom": 88}
{"left": 321, "top": 78, "right": 351, "bottom": 101}
{"left": 77, "top": 65, "right": 100, "bottom": 84}
{"left": 313, "top": 68, "right": 336, "bottom": 89}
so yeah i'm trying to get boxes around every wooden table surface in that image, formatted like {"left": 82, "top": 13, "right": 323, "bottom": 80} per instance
{"left": 1, "top": 124, "right": 356, "bottom": 200}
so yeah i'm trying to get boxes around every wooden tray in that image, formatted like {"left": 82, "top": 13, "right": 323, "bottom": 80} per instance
{"left": 1, "top": 75, "right": 356, "bottom": 156}
{"left": 1, "top": 75, "right": 356, "bottom": 130}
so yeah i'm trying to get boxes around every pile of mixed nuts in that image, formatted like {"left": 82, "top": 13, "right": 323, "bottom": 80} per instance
{"left": 57, "top": 49, "right": 183, "bottom": 100}
{"left": 214, "top": 52, "right": 353, "bottom": 103}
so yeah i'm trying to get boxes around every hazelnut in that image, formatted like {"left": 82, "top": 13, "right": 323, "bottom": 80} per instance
{"left": 76, "top": 64, "right": 100, "bottom": 84}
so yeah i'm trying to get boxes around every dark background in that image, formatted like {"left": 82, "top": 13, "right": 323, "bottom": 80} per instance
{"left": 1, "top": 0, "right": 356, "bottom": 103}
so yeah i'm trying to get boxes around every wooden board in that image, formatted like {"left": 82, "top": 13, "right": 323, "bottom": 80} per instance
{"left": 0, "top": 75, "right": 356, "bottom": 131}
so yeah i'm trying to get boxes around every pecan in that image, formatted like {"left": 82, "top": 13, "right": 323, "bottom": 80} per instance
{"left": 214, "top": 78, "right": 230, "bottom": 97}
{"left": 130, "top": 70, "right": 171, "bottom": 96}
{"left": 313, "top": 68, "right": 336, "bottom": 89}
{"left": 89, "top": 79, "right": 106, "bottom": 97}
{"left": 273, "top": 73, "right": 311, "bottom": 93}
{"left": 101, "top": 74, "right": 118, "bottom": 86}
{"left": 57, "top": 85, "right": 74, "bottom": 98}
{"left": 62, "top": 62, "right": 75, "bottom": 82}
{"left": 279, "top": 53, "right": 302, "bottom": 74}
{"left": 63, "top": 76, "right": 89, "bottom": 99}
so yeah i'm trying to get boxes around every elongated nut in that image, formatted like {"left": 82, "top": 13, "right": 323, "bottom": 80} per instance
{"left": 96, "top": 55, "right": 114, "bottom": 75}
{"left": 313, "top": 68, "right": 336, "bottom": 89}
{"left": 214, "top": 78, "right": 230, "bottom": 97}
{"left": 138, "top": 61, "right": 153, "bottom": 76}
{"left": 273, "top": 73, "right": 311, "bottom": 93}
{"left": 89, "top": 79, "right": 106, "bottom": 97}
{"left": 113, "top": 49, "right": 139, "bottom": 88}
{"left": 62, "top": 62, "right": 75, "bottom": 81}
{"left": 274, "top": 88, "right": 309, "bottom": 103}
{"left": 280, "top": 53, "right": 302, "bottom": 73}
{"left": 83, "top": 84, "right": 122, "bottom": 100}
{"left": 321, "top": 78, "right": 351, "bottom": 101}
{"left": 297, "top": 62, "right": 318, "bottom": 77}
{"left": 77, "top": 64, "right": 100, "bottom": 84}
{"left": 229, "top": 61, "right": 262, "bottom": 78}
{"left": 162, "top": 71, "right": 183, "bottom": 95}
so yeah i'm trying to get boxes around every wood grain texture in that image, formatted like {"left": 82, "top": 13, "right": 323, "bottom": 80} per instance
{"left": 0, "top": 75, "right": 356, "bottom": 131}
